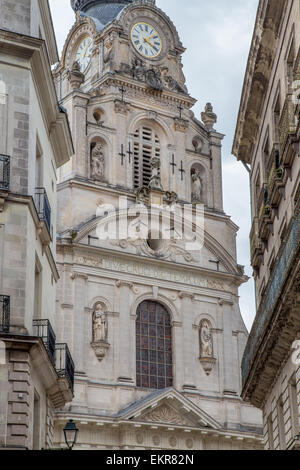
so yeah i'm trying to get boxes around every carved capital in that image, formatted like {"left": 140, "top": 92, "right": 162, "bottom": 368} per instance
{"left": 218, "top": 299, "right": 234, "bottom": 306}
{"left": 179, "top": 292, "right": 195, "bottom": 300}
{"left": 71, "top": 272, "right": 88, "bottom": 281}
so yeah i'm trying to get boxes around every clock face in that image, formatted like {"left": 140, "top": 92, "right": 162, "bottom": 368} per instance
{"left": 76, "top": 37, "right": 93, "bottom": 72}
{"left": 131, "top": 22, "right": 162, "bottom": 59}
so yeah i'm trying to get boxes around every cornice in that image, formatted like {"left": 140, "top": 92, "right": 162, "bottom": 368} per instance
{"left": 38, "top": 0, "right": 59, "bottom": 65}
{"left": 0, "top": 29, "right": 73, "bottom": 168}
{"left": 232, "top": 0, "right": 287, "bottom": 164}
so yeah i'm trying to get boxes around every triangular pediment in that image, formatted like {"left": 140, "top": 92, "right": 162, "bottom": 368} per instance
{"left": 118, "top": 388, "right": 222, "bottom": 430}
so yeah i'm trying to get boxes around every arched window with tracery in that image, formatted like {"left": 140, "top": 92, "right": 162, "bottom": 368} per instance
{"left": 133, "top": 126, "right": 161, "bottom": 189}
{"left": 136, "top": 300, "right": 172, "bottom": 389}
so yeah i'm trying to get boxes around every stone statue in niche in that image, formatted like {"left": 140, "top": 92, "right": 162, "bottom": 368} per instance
{"left": 103, "top": 40, "right": 114, "bottom": 72}
{"left": 93, "top": 303, "right": 108, "bottom": 343}
{"left": 132, "top": 58, "right": 147, "bottom": 81}
{"left": 149, "top": 157, "right": 163, "bottom": 191}
{"left": 191, "top": 170, "right": 202, "bottom": 203}
{"left": 91, "top": 143, "right": 105, "bottom": 181}
{"left": 200, "top": 320, "right": 213, "bottom": 357}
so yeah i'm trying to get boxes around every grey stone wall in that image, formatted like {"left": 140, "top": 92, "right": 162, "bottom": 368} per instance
{"left": 0, "top": 0, "right": 31, "bottom": 36}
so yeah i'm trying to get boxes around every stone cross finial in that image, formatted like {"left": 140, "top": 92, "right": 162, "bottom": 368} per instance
{"left": 201, "top": 103, "right": 217, "bottom": 130}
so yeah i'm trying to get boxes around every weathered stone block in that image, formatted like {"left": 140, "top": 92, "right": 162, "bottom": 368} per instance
{"left": 12, "top": 381, "right": 29, "bottom": 393}
{"left": 10, "top": 424, "right": 28, "bottom": 436}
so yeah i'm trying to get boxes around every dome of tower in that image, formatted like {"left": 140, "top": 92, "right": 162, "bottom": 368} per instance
{"left": 71, "top": 1, "right": 134, "bottom": 28}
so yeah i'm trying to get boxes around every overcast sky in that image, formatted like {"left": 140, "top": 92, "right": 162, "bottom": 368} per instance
{"left": 49, "top": 0, "right": 259, "bottom": 330}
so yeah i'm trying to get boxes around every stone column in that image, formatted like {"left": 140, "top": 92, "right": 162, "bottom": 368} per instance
{"left": 116, "top": 281, "right": 134, "bottom": 383}
{"left": 72, "top": 272, "right": 88, "bottom": 374}
{"left": 219, "top": 299, "right": 238, "bottom": 395}
{"left": 179, "top": 292, "right": 196, "bottom": 390}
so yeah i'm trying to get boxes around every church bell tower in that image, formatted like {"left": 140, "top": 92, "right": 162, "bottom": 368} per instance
{"left": 52, "top": 0, "right": 263, "bottom": 450}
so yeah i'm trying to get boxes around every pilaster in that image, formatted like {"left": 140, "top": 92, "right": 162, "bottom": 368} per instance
{"left": 116, "top": 280, "right": 134, "bottom": 383}
{"left": 219, "top": 299, "right": 238, "bottom": 395}
{"left": 179, "top": 292, "right": 196, "bottom": 390}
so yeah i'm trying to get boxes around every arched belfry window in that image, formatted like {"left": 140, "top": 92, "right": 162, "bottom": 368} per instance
{"left": 136, "top": 301, "right": 172, "bottom": 390}
{"left": 133, "top": 126, "right": 161, "bottom": 188}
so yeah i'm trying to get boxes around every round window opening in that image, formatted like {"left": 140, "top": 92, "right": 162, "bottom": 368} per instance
{"left": 147, "top": 230, "right": 164, "bottom": 252}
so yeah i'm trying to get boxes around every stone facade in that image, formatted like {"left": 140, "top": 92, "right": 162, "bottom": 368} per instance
{"left": 52, "top": 0, "right": 263, "bottom": 450}
{"left": 233, "top": 0, "right": 300, "bottom": 451}
{"left": 0, "top": 0, "right": 74, "bottom": 449}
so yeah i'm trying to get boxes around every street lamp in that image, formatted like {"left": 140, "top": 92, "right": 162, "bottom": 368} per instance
{"left": 63, "top": 420, "right": 79, "bottom": 450}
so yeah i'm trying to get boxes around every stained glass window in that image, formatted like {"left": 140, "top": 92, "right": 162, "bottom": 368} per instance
{"left": 136, "top": 300, "right": 173, "bottom": 389}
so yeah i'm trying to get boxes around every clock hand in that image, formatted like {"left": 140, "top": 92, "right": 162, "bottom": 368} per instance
{"left": 147, "top": 32, "right": 157, "bottom": 40}
{"left": 144, "top": 37, "right": 155, "bottom": 47}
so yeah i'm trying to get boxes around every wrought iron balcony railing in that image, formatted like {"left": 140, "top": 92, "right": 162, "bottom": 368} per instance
{"left": 0, "top": 295, "right": 10, "bottom": 333}
{"left": 33, "top": 319, "right": 56, "bottom": 366}
{"left": 242, "top": 202, "right": 300, "bottom": 386}
{"left": 0, "top": 155, "right": 10, "bottom": 191}
{"left": 55, "top": 343, "right": 75, "bottom": 393}
{"left": 35, "top": 188, "right": 51, "bottom": 234}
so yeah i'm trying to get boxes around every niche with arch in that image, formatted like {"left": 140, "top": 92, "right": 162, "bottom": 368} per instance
{"left": 92, "top": 107, "right": 105, "bottom": 126}
{"left": 199, "top": 319, "right": 216, "bottom": 376}
{"left": 90, "top": 137, "right": 107, "bottom": 183}
{"left": 190, "top": 163, "right": 207, "bottom": 205}
{"left": 91, "top": 301, "right": 110, "bottom": 361}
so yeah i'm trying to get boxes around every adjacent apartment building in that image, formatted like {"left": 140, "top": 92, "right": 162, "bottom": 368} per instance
{"left": 233, "top": 0, "right": 300, "bottom": 451}
{"left": 0, "top": 0, "right": 74, "bottom": 449}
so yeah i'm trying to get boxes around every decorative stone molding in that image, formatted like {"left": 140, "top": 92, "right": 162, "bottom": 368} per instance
{"left": 174, "top": 117, "right": 189, "bottom": 132}
{"left": 218, "top": 299, "right": 234, "bottom": 306}
{"left": 70, "top": 272, "right": 88, "bottom": 281}
{"left": 142, "top": 404, "right": 190, "bottom": 426}
{"left": 179, "top": 292, "right": 195, "bottom": 300}
{"left": 91, "top": 341, "right": 110, "bottom": 362}
{"left": 114, "top": 99, "right": 130, "bottom": 115}
{"left": 115, "top": 280, "right": 139, "bottom": 294}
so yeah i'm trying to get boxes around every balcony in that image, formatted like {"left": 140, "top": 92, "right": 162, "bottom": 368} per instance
{"left": 33, "top": 319, "right": 56, "bottom": 366}
{"left": 279, "top": 95, "right": 296, "bottom": 157}
{"left": 242, "top": 201, "right": 300, "bottom": 389}
{"left": 55, "top": 343, "right": 75, "bottom": 393}
{"left": 258, "top": 187, "right": 273, "bottom": 241}
{"left": 0, "top": 155, "right": 10, "bottom": 191}
{"left": 34, "top": 188, "right": 51, "bottom": 245}
{"left": 250, "top": 217, "right": 264, "bottom": 269}
{"left": 0, "top": 295, "right": 10, "bottom": 333}
{"left": 267, "top": 162, "right": 286, "bottom": 209}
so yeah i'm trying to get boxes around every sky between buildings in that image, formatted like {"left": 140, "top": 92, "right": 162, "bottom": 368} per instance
{"left": 49, "top": 0, "right": 259, "bottom": 331}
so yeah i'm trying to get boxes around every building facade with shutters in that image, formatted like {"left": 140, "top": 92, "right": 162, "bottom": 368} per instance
{"left": 52, "top": 0, "right": 263, "bottom": 450}
{"left": 0, "top": 0, "right": 74, "bottom": 450}
{"left": 233, "top": 0, "right": 300, "bottom": 451}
